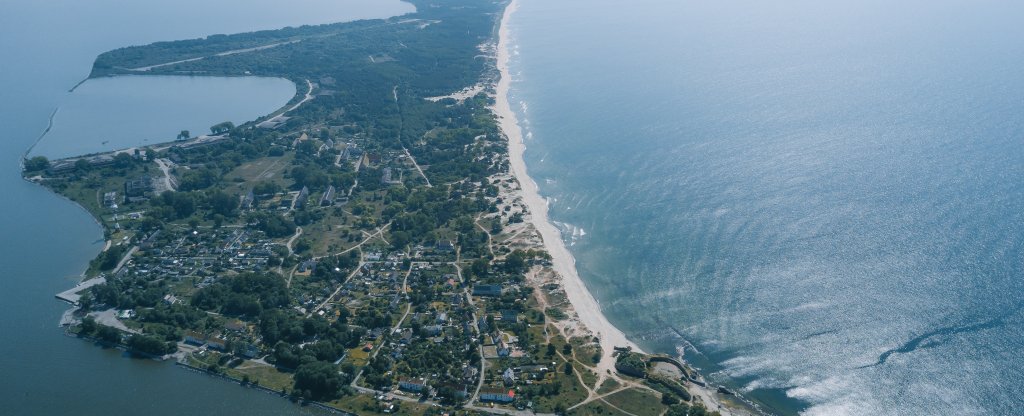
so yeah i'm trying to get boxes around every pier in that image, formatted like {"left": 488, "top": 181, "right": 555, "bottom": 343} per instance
{"left": 55, "top": 276, "right": 105, "bottom": 305}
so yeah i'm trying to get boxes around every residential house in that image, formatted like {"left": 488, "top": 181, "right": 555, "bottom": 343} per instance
{"left": 500, "top": 310, "right": 519, "bottom": 323}
{"left": 124, "top": 176, "right": 153, "bottom": 199}
{"left": 183, "top": 331, "right": 205, "bottom": 346}
{"left": 224, "top": 320, "right": 247, "bottom": 333}
{"left": 240, "top": 343, "right": 261, "bottom": 359}
{"left": 479, "top": 387, "right": 515, "bottom": 403}
{"left": 435, "top": 240, "right": 455, "bottom": 253}
{"left": 472, "top": 284, "right": 503, "bottom": 297}
{"left": 519, "top": 365, "right": 549, "bottom": 379}
{"left": 240, "top": 190, "right": 255, "bottom": 210}
{"left": 140, "top": 230, "right": 162, "bottom": 250}
{"left": 437, "top": 383, "right": 468, "bottom": 399}
{"left": 462, "top": 366, "right": 478, "bottom": 383}
{"left": 298, "top": 259, "right": 317, "bottom": 274}
{"left": 399, "top": 328, "right": 414, "bottom": 344}
{"left": 423, "top": 325, "right": 443, "bottom": 336}
{"left": 295, "top": 186, "right": 310, "bottom": 208}
{"left": 347, "top": 145, "right": 363, "bottom": 160}
{"left": 320, "top": 185, "right": 336, "bottom": 206}
{"left": 103, "top": 192, "right": 118, "bottom": 208}
{"left": 398, "top": 377, "right": 428, "bottom": 393}
{"left": 206, "top": 337, "right": 227, "bottom": 351}
{"left": 162, "top": 294, "right": 180, "bottom": 305}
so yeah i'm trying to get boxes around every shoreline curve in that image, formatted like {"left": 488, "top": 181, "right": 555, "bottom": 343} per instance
{"left": 491, "top": 0, "right": 642, "bottom": 369}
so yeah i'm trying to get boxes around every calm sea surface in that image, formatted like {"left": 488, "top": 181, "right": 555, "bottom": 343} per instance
{"left": 509, "top": 0, "right": 1024, "bottom": 414}
{"left": 0, "top": 0, "right": 411, "bottom": 414}
{"left": 31, "top": 76, "right": 296, "bottom": 159}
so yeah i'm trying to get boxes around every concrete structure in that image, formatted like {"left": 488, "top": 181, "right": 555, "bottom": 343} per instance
{"left": 240, "top": 189, "right": 255, "bottom": 210}
{"left": 54, "top": 277, "right": 107, "bottom": 305}
{"left": 124, "top": 176, "right": 153, "bottom": 198}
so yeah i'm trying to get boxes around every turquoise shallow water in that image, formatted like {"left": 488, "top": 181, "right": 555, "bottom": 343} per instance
{"left": 509, "top": 0, "right": 1024, "bottom": 414}
{"left": 0, "top": 0, "right": 412, "bottom": 413}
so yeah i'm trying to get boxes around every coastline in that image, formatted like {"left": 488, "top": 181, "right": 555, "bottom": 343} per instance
{"left": 491, "top": 0, "right": 640, "bottom": 369}
{"left": 31, "top": 0, "right": 754, "bottom": 412}
{"left": 491, "top": 2, "right": 752, "bottom": 414}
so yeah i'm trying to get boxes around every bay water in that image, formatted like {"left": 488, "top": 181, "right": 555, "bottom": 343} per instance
{"left": 31, "top": 76, "right": 296, "bottom": 159}
{"left": 0, "top": 0, "right": 411, "bottom": 413}
{"left": 509, "top": 0, "right": 1024, "bottom": 414}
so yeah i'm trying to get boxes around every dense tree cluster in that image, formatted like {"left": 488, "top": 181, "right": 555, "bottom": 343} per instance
{"left": 23, "top": 156, "right": 49, "bottom": 172}
{"left": 666, "top": 403, "right": 721, "bottom": 416}
{"left": 249, "top": 212, "right": 296, "bottom": 238}
{"left": 192, "top": 272, "right": 290, "bottom": 317}
{"left": 127, "top": 333, "right": 177, "bottom": 356}
{"left": 178, "top": 167, "right": 220, "bottom": 191}
{"left": 87, "top": 273, "right": 168, "bottom": 309}
{"left": 79, "top": 318, "right": 123, "bottom": 345}
{"left": 293, "top": 361, "right": 350, "bottom": 401}
{"left": 90, "top": 244, "right": 126, "bottom": 271}
{"left": 615, "top": 352, "right": 649, "bottom": 378}
{"left": 137, "top": 303, "right": 205, "bottom": 330}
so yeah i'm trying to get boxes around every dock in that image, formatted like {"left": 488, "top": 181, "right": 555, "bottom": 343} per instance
{"left": 55, "top": 276, "right": 106, "bottom": 305}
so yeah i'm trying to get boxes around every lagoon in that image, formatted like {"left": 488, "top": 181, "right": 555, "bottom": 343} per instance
{"left": 31, "top": 76, "right": 296, "bottom": 158}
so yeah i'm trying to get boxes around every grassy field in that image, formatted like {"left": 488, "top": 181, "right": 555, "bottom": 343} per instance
{"left": 232, "top": 364, "right": 295, "bottom": 392}
{"left": 596, "top": 378, "right": 621, "bottom": 395}
{"left": 530, "top": 369, "right": 590, "bottom": 413}
{"left": 575, "top": 361, "right": 598, "bottom": 389}
{"left": 570, "top": 337, "right": 601, "bottom": 368}
{"left": 568, "top": 400, "right": 631, "bottom": 416}
{"left": 602, "top": 388, "right": 665, "bottom": 416}
{"left": 346, "top": 345, "right": 371, "bottom": 367}
{"left": 56, "top": 163, "right": 151, "bottom": 221}
{"left": 329, "top": 394, "right": 434, "bottom": 416}
{"left": 299, "top": 209, "right": 359, "bottom": 256}
{"left": 223, "top": 153, "right": 294, "bottom": 191}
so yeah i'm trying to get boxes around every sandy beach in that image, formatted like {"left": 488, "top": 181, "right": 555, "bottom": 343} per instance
{"left": 491, "top": 2, "right": 749, "bottom": 414}
{"left": 492, "top": 0, "right": 639, "bottom": 368}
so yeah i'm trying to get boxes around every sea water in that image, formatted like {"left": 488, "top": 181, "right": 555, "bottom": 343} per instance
{"left": 0, "top": 0, "right": 412, "bottom": 414}
{"left": 509, "top": 0, "right": 1024, "bottom": 414}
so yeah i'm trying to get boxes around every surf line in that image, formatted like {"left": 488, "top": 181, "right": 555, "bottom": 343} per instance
{"left": 655, "top": 316, "right": 710, "bottom": 361}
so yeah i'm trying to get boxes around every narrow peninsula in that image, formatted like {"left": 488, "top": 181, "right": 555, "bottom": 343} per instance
{"left": 25, "top": 0, "right": 751, "bottom": 414}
